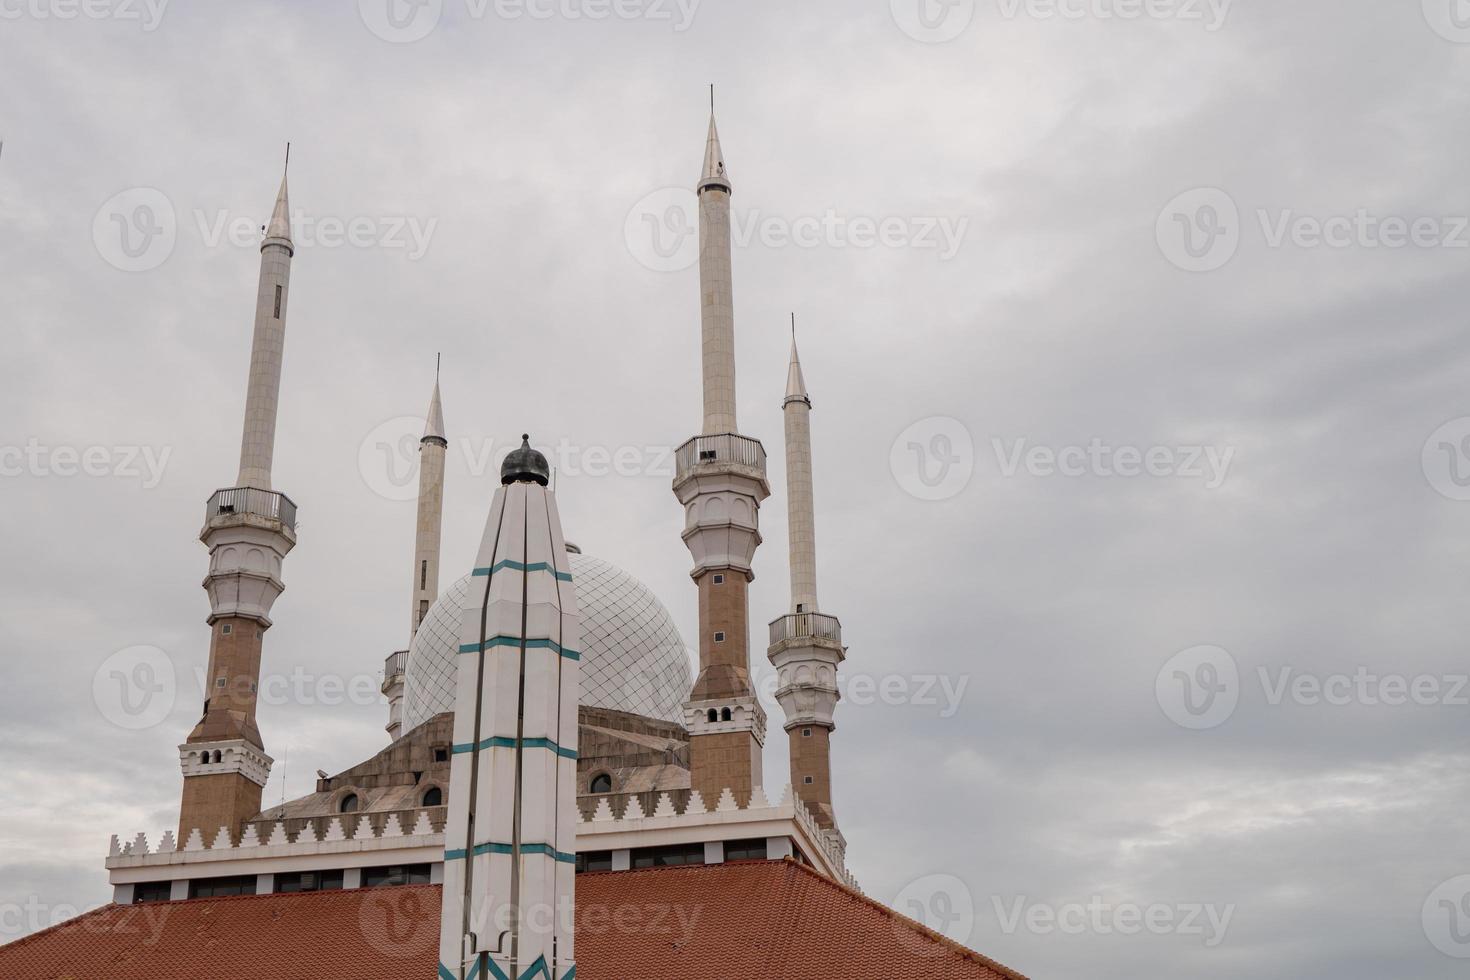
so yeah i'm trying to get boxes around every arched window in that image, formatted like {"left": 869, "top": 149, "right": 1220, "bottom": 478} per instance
{"left": 213, "top": 750, "right": 223, "bottom": 764}
{"left": 340, "top": 793, "right": 360, "bottom": 814}
{"left": 707, "top": 709, "right": 718, "bottom": 723}
{"left": 422, "top": 787, "right": 443, "bottom": 808}
{"left": 589, "top": 773, "right": 612, "bottom": 795}
{"left": 721, "top": 707, "right": 733, "bottom": 722}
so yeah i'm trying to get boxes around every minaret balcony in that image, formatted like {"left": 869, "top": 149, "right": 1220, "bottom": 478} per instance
{"left": 204, "top": 487, "right": 298, "bottom": 535}
{"left": 769, "top": 612, "right": 843, "bottom": 648}
{"left": 674, "top": 433, "right": 768, "bottom": 483}
{"left": 383, "top": 650, "right": 406, "bottom": 681}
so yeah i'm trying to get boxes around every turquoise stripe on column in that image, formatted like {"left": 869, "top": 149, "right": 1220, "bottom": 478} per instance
{"left": 472, "top": 560, "right": 573, "bottom": 582}
{"left": 451, "top": 736, "right": 576, "bottom": 759}
{"left": 457, "top": 636, "right": 581, "bottom": 661}
{"left": 444, "top": 841, "right": 576, "bottom": 864}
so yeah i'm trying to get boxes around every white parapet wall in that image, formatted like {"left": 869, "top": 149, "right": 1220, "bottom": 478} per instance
{"left": 107, "top": 786, "right": 856, "bottom": 897}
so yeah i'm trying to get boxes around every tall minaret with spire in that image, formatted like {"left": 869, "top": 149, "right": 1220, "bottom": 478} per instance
{"left": 411, "top": 360, "right": 447, "bottom": 638}
{"left": 383, "top": 360, "right": 448, "bottom": 741}
{"left": 178, "top": 153, "right": 298, "bottom": 847}
{"left": 767, "top": 320, "right": 845, "bottom": 836}
{"left": 674, "top": 96, "right": 770, "bottom": 808}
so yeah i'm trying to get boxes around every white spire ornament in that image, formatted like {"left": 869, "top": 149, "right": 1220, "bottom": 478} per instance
{"left": 439, "top": 436, "right": 579, "bottom": 980}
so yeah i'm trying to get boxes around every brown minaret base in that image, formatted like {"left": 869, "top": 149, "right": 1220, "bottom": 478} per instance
{"left": 787, "top": 724, "right": 836, "bottom": 830}
{"left": 685, "top": 570, "right": 765, "bottom": 808}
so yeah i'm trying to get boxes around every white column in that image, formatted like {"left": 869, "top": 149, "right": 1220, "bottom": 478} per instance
{"left": 784, "top": 397, "right": 818, "bottom": 612}
{"left": 411, "top": 437, "right": 446, "bottom": 637}
{"left": 236, "top": 177, "right": 293, "bottom": 490}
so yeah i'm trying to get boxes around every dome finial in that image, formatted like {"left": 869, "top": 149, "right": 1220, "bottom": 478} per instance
{"left": 501, "top": 434, "right": 550, "bottom": 486}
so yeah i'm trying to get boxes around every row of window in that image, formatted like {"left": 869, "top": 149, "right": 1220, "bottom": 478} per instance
{"left": 573, "top": 839, "right": 767, "bottom": 874}
{"left": 131, "top": 865, "right": 433, "bottom": 903}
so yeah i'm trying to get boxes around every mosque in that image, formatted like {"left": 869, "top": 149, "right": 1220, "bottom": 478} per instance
{"left": 0, "top": 112, "right": 1029, "bottom": 979}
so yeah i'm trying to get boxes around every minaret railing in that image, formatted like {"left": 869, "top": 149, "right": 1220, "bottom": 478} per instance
{"left": 674, "top": 433, "right": 767, "bottom": 479}
{"left": 205, "top": 487, "right": 298, "bottom": 532}
{"left": 769, "top": 612, "right": 843, "bottom": 647}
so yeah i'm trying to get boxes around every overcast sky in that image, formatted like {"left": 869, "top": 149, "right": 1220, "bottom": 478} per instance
{"left": 5, "top": 1, "right": 1470, "bottom": 977}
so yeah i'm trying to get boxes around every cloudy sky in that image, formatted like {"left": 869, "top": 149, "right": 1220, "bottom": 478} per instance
{"left": 5, "top": 0, "right": 1470, "bottom": 976}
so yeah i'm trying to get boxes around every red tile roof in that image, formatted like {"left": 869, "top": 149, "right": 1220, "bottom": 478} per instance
{"left": 0, "top": 859, "right": 1028, "bottom": 980}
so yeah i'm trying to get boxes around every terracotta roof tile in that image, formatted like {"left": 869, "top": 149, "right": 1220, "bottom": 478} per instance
{"left": 0, "top": 860, "right": 1028, "bottom": 980}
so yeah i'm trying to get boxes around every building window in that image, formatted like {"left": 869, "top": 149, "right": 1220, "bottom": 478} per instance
{"left": 363, "top": 864, "right": 431, "bottom": 888}
{"left": 723, "top": 838, "right": 768, "bottom": 862}
{"left": 422, "top": 787, "right": 443, "bottom": 807}
{"left": 802, "top": 728, "right": 812, "bottom": 738}
{"left": 189, "top": 875, "right": 256, "bottom": 899}
{"left": 433, "top": 748, "right": 449, "bottom": 763}
{"left": 132, "top": 881, "right": 173, "bottom": 904}
{"left": 589, "top": 773, "right": 612, "bottom": 795}
{"left": 631, "top": 843, "right": 705, "bottom": 868}
{"left": 340, "top": 793, "right": 360, "bottom": 814}
{"left": 713, "top": 574, "right": 724, "bottom": 585}
{"left": 804, "top": 776, "right": 814, "bottom": 785}
{"left": 274, "top": 870, "right": 344, "bottom": 893}
{"left": 721, "top": 707, "right": 732, "bottom": 722}
{"left": 419, "top": 599, "right": 429, "bottom": 623}
{"left": 706, "top": 709, "right": 718, "bottom": 723}
{"left": 221, "top": 623, "right": 232, "bottom": 635}
{"left": 576, "top": 851, "right": 613, "bottom": 874}
{"left": 713, "top": 631, "right": 725, "bottom": 642}
{"left": 796, "top": 603, "right": 806, "bottom": 613}
{"left": 273, "top": 284, "right": 282, "bottom": 319}
{"left": 420, "top": 560, "right": 428, "bottom": 590}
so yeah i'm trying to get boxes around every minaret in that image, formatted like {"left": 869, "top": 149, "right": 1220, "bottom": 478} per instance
{"left": 178, "top": 155, "right": 298, "bottom": 847}
{"left": 674, "top": 98, "right": 770, "bottom": 808}
{"left": 384, "top": 360, "right": 448, "bottom": 741}
{"left": 767, "top": 321, "right": 845, "bottom": 835}
{"left": 440, "top": 437, "right": 579, "bottom": 980}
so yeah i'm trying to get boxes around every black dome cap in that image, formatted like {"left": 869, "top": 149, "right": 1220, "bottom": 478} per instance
{"left": 501, "top": 434, "right": 550, "bottom": 486}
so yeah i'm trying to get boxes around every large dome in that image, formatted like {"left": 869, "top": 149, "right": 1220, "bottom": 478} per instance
{"left": 401, "top": 551, "right": 693, "bottom": 732}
